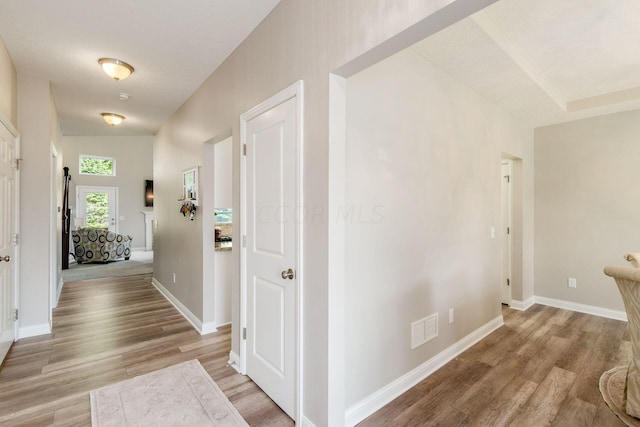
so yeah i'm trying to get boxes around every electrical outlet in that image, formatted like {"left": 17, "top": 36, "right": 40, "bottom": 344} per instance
{"left": 173, "top": 273, "right": 176, "bottom": 283}
{"left": 568, "top": 277, "right": 577, "bottom": 288}
{"left": 449, "top": 308, "right": 454, "bottom": 324}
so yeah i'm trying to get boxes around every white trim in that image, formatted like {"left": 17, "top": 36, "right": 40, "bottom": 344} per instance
{"left": 0, "top": 113, "right": 18, "bottom": 137}
{"left": 151, "top": 278, "right": 217, "bottom": 335}
{"left": 216, "top": 321, "right": 231, "bottom": 328}
{"left": 228, "top": 351, "right": 241, "bottom": 373}
{"left": 344, "top": 315, "right": 504, "bottom": 427}
{"left": 18, "top": 323, "right": 51, "bottom": 339}
{"left": 55, "top": 277, "right": 64, "bottom": 306}
{"left": 535, "top": 296, "right": 627, "bottom": 321}
{"left": 239, "top": 80, "right": 304, "bottom": 424}
{"left": 510, "top": 296, "right": 535, "bottom": 311}
{"left": 299, "top": 415, "right": 317, "bottom": 427}
{"left": 131, "top": 246, "right": 146, "bottom": 252}
{"left": 328, "top": 74, "right": 347, "bottom": 426}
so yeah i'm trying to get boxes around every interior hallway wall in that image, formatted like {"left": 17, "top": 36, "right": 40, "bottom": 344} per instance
{"left": 344, "top": 47, "right": 532, "bottom": 407}
{"left": 534, "top": 109, "right": 640, "bottom": 312}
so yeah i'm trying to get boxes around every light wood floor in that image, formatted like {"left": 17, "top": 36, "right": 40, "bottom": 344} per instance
{"left": 360, "top": 304, "right": 630, "bottom": 426}
{"left": 0, "top": 274, "right": 293, "bottom": 426}
{"left": 0, "top": 275, "right": 631, "bottom": 426}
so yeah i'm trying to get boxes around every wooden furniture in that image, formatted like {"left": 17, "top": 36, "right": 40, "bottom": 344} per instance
{"left": 604, "top": 265, "right": 640, "bottom": 418}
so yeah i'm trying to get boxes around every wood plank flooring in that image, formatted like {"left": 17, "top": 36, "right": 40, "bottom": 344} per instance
{"left": 0, "top": 274, "right": 293, "bottom": 426}
{"left": 0, "top": 274, "right": 632, "bottom": 426}
{"left": 360, "top": 304, "right": 631, "bottom": 426}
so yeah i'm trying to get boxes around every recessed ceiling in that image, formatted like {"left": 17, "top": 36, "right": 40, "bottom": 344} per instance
{"left": 412, "top": 0, "right": 640, "bottom": 127}
{"left": 0, "top": 0, "right": 281, "bottom": 136}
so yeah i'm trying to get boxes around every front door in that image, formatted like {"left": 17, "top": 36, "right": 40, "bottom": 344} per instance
{"left": 0, "top": 118, "right": 18, "bottom": 363}
{"left": 76, "top": 186, "right": 118, "bottom": 232}
{"left": 242, "top": 85, "right": 301, "bottom": 419}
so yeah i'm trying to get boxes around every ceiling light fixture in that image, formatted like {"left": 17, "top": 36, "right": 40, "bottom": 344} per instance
{"left": 101, "top": 113, "right": 125, "bottom": 126}
{"left": 98, "top": 58, "right": 134, "bottom": 81}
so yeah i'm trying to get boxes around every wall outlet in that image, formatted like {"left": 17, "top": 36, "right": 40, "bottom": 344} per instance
{"left": 449, "top": 308, "right": 454, "bottom": 324}
{"left": 173, "top": 273, "right": 176, "bottom": 283}
{"left": 568, "top": 277, "right": 577, "bottom": 288}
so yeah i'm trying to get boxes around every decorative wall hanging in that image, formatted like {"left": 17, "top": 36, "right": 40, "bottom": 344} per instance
{"left": 180, "top": 201, "right": 197, "bottom": 221}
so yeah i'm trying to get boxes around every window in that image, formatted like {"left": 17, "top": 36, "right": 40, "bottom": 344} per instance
{"left": 79, "top": 155, "right": 116, "bottom": 176}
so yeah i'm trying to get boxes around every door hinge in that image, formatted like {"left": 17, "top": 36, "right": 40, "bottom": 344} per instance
{"left": 504, "top": 175, "right": 510, "bottom": 183}
{"left": 242, "top": 327, "right": 247, "bottom": 340}
{"left": 507, "top": 227, "right": 510, "bottom": 235}
{"left": 13, "top": 158, "right": 21, "bottom": 171}
{"left": 243, "top": 144, "right": 247, "bottom": 156}
{"left": 242, "top": 235, "right": 247, "bottom": 247}
{"left": 12, "top": 309, "right": 18, "bottom": 321}
{"left": 12, "top": 233, "right": 19, "bottom": 245}
{"left": 507, "top": 278, "right": 511, "bottom": 287}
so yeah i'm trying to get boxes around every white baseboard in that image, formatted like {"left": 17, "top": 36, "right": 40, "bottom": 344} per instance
{"left": 510, "top": 296, "right": 535, "bottom": 311}
{"left": 535, "top": 296, "right": 627, "bottom": 321}
{"left": 18, "top": 323, "right": 51, "bottom": 339}
{"left": 299, "top": 415, "right": 317, "bottom": 427}
{"left": 344, "top": 315, "right": 504, "bottom": 426}
{"left": 228, "top": 351, "right": 241, "bottom": 373}
{"left": 216, "top": 321, "right": 232, "bottom": 329}
{"left": 201, "top": 322, "right": 217, "bottom": 335}
{"left": 54, "top": 277, "right": 64, "bottom": 308}
{"left": 131, "top": 246, "right": 147, "bottom": 252}
{"left": 152, "top": 277, "right": 216, "bottom": 335}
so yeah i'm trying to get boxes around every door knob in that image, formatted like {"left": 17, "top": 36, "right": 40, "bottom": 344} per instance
{"left": 281, "top": 268, "right": 295, "bottom": 280}
{"left": 0, "top": 255, "right": 10, "bottom": 262}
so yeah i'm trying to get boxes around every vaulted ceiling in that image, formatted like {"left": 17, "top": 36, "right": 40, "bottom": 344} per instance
{"left": 412, "top": 0, "right": 640, "bottom": 127}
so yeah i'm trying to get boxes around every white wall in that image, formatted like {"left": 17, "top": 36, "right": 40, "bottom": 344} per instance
{"left": 63, "top": 136, "right": 154, "bottom": 248}
{"left": 344, "top": 47, "right": 533, "bottom": 407}
{"left": 153, "top": 0, "right": 501, "bottom": 423}
{"left": 534, "top": 109, "right": 640, "bottom": 312}
{"left": 17, "top": 76, "right": 60, "bottom": 335}
{"left": 214, "top": 137, "right": 232, "bottom": 326}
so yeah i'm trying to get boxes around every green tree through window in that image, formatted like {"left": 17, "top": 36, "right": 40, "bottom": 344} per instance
{"left": 86, "top": 192, "right": 109, "bottom": 228}
{"left": 79, "top": 156, "right": 115, "bottom": 176}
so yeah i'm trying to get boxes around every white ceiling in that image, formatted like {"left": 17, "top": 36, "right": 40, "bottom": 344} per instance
{"left": 0, "top": 0, "right": 281, "bottom": 136}
{"left": 412, "top": 0, "right": 640, "bottom": 127}
{"left": 1, "top": 0, "right": 638, "bottom": 135}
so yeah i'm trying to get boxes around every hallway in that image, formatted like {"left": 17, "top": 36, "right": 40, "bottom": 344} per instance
{"left": 0, "top": 274, "right": 292, "bottom": 426}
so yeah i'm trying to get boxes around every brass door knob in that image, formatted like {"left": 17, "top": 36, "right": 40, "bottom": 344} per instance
{"left": 281, "top": 268, "right": 294, "bottom": 280}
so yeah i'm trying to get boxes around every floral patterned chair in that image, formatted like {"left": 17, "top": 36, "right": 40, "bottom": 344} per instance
{"left": 71, "top": 228, "right": 132, "bottom": 263}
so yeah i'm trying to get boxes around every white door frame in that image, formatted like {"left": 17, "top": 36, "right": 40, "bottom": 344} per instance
{"left": 239, "top": 80, "right": 304, "bottom": 423}
{"left": 0, "top": 113, "right": 20, "bottom": 345}
{"left": 76, "top": 185, "right": 119, "bottom": 233}
{"left": 501, "top": 160, "right": 512, "bottom": 305}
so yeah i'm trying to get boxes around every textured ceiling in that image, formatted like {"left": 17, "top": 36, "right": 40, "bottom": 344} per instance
{"left": 0, "top": 0, "right": 281, "bottom": 136}
{"left": 412, "top": 0, "right": 640, "bottom": 127}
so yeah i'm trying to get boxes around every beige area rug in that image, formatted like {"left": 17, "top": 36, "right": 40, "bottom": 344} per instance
{"left": 600, "top": 366, "right": 640, "bottom": 427}
{"left": 62, "top": 250, "right": 153, "bottom": 282}
{"left": 90, "top": 360, "right": 248, "bottom": 426}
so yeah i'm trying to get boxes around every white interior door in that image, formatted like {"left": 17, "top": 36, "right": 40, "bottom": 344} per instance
{"left": 501, "top": 161, "right": 512, "bottom": 305}
{"left": 0, "top": 118, "right": 18, "bottom": 363}
{"left": 243, "top": 91, "right": 300, "bottom": 419}
{"left": 76, "top": 186, "right": 118, "bottom": 232}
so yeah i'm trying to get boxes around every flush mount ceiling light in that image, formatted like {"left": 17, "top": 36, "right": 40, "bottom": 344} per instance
{"left": 98, "top": 58, "right": 134, "bottom": 81}
{"left": 101, "top": 113, "right": 125, "bottom": 126}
